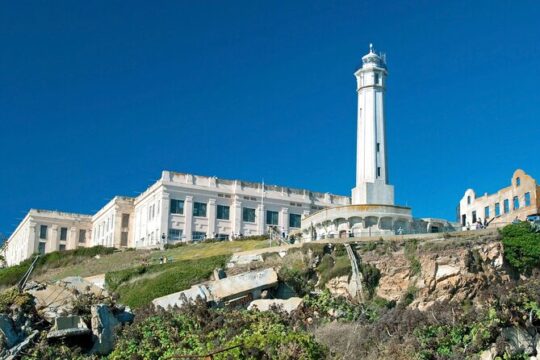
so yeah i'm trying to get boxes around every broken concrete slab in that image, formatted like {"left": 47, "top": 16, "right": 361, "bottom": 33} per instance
{"left": 28, "top": 283, "right": 76, "bottom": 322}
{"left": 211, "top": 268, "right": 278, "bottom": 303}
{"left": 58, "top": 276, "right": 106, "bottom": 297}
{"left": 84, "top": 274, "right": 106, "bottom": 290}
{"left": 90, "top": 304, "right": 120, "bottom": 355}
{"left": 248, "top": 297, "right": 303, "bottom": 314}
{"left": 0, "top": 314, "right": 21, "bottom": 348}
{"left": 226, "top": 254, "right": 264, "bottom": 268}
{"left": 47, "top": 315, "right": 91, "bottom": 339}
{"left": 153, "top": 284, "right": 211, "bottom": 309}
{"left": 4, "top": 330, "right": 39, "bottom": 360}
{"left": 153, "top": 268, "right": 278, "bottom": 309}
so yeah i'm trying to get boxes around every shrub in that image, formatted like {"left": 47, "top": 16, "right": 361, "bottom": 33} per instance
{"left": 359, "top": 263, "right": 381, "bottom": 297}
{"left": 318, "top": 255, "right": 351, "bottom": 286}
{"left": 501, "top": 222, "right": 540, "bottom": 275}
{"left": 278, "top": 266, "right": 314, "bottom": 297}
{"left": 109, "top": 301, "right": 327, "bottom": 359}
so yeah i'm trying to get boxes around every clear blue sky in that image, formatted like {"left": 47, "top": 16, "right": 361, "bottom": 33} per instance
{"left": 1, "top": 1, "right": 539, "bottom": 238}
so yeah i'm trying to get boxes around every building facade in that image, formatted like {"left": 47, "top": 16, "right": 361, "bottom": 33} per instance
{"left": 1, "top": 210, "right": 92, "bottom": 266}
{"left": 458, "top": 169, "right": 540, "bottom": 229}
{"left": 133, "top": 171, "right": 350, "bottom": 247}
{"left": 1, "top": 171, "right": 349, "bottom": 264}
{"left": 92, "top": 197, "right": 135, "bottom": 248}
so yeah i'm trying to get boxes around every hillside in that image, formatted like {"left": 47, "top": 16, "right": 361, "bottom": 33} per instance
{"left": 2, "top": 224, "right": 540, "bottom": 359}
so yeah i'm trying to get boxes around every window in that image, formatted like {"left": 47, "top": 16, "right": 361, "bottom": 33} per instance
{"left": 38, "top": 242, "right": 46, "bottom": 254}
{"left": 243, "top": 208, "right": 256, "bottom": 223}
{"left": 289, "top": 214, "right": 301, "bottom": 228}
{"left": 525, "top": 192, "right": 531, "bottom": 207}
{"left": 121, "top": 232, "right": 128, "bottom": 246}
{"left": 121, "top": 214, "right": 130, "bottom": 228}
{"left": 484, "top": 206, "right": 490, "bottom": 218}
{"left": 504, "top": 199, "right": 510, "bottom": 213}
{"left": 516, "top": 177, "right": 521, "bottom": 187}
{"left": 59, "top": 244, "right": 66, "bottom": 251}
{"left": 39, "top": 225, "right": 48, "bottom": 239}
{"left": 217, "top": 205, "right": 230, "bottom": 220}
{"left": 266, "top": 210, "right": 279, "bottom": 225}
{"left": 374, "top": 73, "right": 379, "bottom": 84}
{"left": 376, "top": 143, "right": 380, "bottom": 152}
{"left": 170, "top": 199, "right": 184, "bottom": 214}
{"left": 495, "top": 203, "right": 500, "bottom": 217}
{"left": 193, "top": 202, "right": 207, "bottom": 217}
{"left": 60, "top": 227, "right": 68, "bottom": 241}
{"left": 216, "top": 234, "right": 229, "bottom": 241}
{"left": 79, "top": 229, "right": 86, "bottom": 243}
{"left": 467, "top": 196, "right": 471, "bottom": 205}
{"left": 513, "top": 196, "right": 520, "bottom": 210}
{"left": 377, "top": 167, "right": 381, "bottom": 177}
{"left": 168, "top": 229, "right": 183, "bottom": 241}
{"left": 192, "top": 231, "right": 206, "bottom": 241}
{"left": 472, "top": 211, "right": 477, "bottom": 223}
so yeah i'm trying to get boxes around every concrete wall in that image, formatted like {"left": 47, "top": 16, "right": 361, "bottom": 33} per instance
{"left": 92, "top": 197, "right": 135, "bottom": 248}
{"left": 459, "top": 169, "right": 540, "bottom": 229}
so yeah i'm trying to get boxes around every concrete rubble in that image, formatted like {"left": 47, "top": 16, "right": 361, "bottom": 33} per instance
{"left": 226, "top": 254, "right": 264, "bottom": 268}
{"left": 248, "top": 297, "right": 303, "bottom": 314}
{"left": 0, "top": 276, "right": 133, "bottom": 358}
{"left": 153, "top": 268, "right": 278, "bottom": 309}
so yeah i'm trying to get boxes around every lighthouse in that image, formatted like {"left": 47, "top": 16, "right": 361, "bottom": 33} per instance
{"left": 351, "top": 44, "right": 395, "bottom": 205}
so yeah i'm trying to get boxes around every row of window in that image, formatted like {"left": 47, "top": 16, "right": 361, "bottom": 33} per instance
{"left": 170, "top": 199, "right": 302, "bottom": 227}
{"left": 480, "top": 192, "right": 531, "bottom": 219}
{"left": 38, "top": 225, "right": 86, "bottom": 243}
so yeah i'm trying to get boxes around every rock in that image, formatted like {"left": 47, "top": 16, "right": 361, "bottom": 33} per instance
{"left": 115, "top": 307, "right": 135, "bottom": 324}
{"left": 248, "top": 297, "right": 303, "bottom": 313}
{"left": 479, "top": 344, "right": 497, "bottom": 360}
{"left": 325, "top": 276, "right": 354, "bottom": 299}
{"left": 0, "top": 314, "right": 21, "bottom": 348}
{"left": 47, "top": 316, "right": 91, "bottom": 339}
{"left": 501, "top": 327, "right": 535, "bottom": 355}
{"left": 435, "top": 264, "right": 460, "bottom": 281}
{"left": 90, "top": 304, "right": 120, "bottom": 355}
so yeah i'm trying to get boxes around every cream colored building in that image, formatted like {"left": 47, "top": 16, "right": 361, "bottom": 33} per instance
{"left": 133, "top": 171, "right": 350, "bottom": 247}
{"left": 92, "top": 197, "right": 134, "bottom": 248}
{"left": 1, "top": 210, "right": 92, "bottom": 266}
{"left": 458, "top": 169, "right": 540, "bottom": 229}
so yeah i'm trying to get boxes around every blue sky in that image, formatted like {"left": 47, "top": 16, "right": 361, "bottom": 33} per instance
{"left": 1, "top": 0, "right": 539, "bottom": 238}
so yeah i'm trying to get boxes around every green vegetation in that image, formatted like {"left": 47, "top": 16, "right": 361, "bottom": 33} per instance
{"left": 0, "top": 246, "right": 115, "bottom": 288}
{"left": 108, "top": 301, "right": 326, "bottom": 360}
{"left": 359, "top": 262, "right": 381, "bottom": 297}
{"left": 501, "top": 222, "right": 540, "bottom": 274}
{"left": 404, "top": 238, "right": 422, "bottom": 276}
{"left": 106, "top": 255, "right": 227, "bottom": 308}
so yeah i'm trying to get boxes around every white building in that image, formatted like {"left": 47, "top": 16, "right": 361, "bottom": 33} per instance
{"left": 1, "top": 210, "right": 92, "bottom": 266}
{"left": 133, "top": 171, "right": 350, "bottom": 247}
{"left": 92, "top": 197, "right": 134, "bottom": 248}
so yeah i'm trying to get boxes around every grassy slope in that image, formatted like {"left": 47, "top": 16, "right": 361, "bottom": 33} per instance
{"left": 32, "top": 240, "right": 269, "bottom": 282}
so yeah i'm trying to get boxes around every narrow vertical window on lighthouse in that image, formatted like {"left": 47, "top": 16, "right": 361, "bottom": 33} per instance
{"left": 376, "top": 143, "right": 380, "bottom": 152}
{"left": 377, "top": 167, "right": 381, "bottom": 177}
{"left": 374, "top": 73, "right": 379, "bottom": 84}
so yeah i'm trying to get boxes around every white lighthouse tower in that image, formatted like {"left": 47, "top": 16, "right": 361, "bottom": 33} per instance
{"left": 351, "top": 44, "right": 394, "bottom": 205}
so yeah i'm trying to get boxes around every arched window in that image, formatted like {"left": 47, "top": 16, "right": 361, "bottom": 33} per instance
{"left": 516, "top": 177, "right": 521, "bottom": 187}
{"left": 467, "top": 196, "right": 471, "bottom": 205}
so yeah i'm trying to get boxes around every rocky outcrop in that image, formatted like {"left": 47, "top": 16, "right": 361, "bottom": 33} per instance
{"left": 90, "top": 304, "right": 120, "bottom": 355}
{"left": 363, "top": 241, "right": 506, "bottom": 309}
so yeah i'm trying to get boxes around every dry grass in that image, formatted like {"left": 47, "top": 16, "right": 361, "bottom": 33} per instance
{"left": 33, "top": 239, "right": 270, "bottom": 282}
